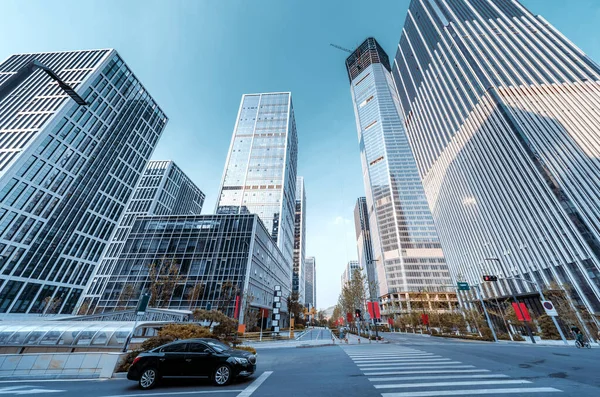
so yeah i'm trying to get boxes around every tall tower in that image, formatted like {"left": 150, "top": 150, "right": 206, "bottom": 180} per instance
{"left": 83, "top": 160, "right": 204, "bottom": 312}
{"left": 392, "top": 0, "right": 600, "bottom": 315}
{"left": 354, "top": 197, "right": 376, "bottom": 293}
{"left": 0, "top": 50, "right": 167, "bottom": 315}
{"left": 305, "top": 256, "right": 316, "bottom": 309}
{"left": 216, "top": 92, "right": 298, "bottom": 270}
{"left": 293, "top": 176, "right": 306, "bottom": 303}
{"left": 346, "top": 38, "right": 454, "bottom": 316}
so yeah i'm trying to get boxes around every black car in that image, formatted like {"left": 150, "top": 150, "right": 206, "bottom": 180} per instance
{"left": 127, "top": 338, "right": 256, "bottom": 389}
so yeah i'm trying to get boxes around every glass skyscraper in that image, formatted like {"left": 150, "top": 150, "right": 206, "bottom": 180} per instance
{"left": 392, "top": 0, "right": 600, "bottom": 314}
{"left": 83, "top": 160, "right": 204, "bottom": 313}
{"left": 354, "top": 197, "right": 376, "bottom": 292}
{"left": 216, "top": 92, "right": 298, "bottom": 271}
{"left": 346, "top": 38, "right": 454, "bottom": 316}
{"left": 304, "top": 256, "right": 316, "bottom": 309}
{"left": 293, "top": 176, "right": 306, "bottom": 303}
{"left": 0, "top": 50, "right": 167, "bottom": 315}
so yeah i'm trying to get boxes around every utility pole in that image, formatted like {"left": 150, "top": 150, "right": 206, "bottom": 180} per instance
{"left": 473, "top": 285, "right": 498, "bottom": 342}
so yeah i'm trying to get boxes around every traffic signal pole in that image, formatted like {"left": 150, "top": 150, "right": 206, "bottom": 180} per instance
{"left": 473, "top": 285, "right": 498, "bottom": 342}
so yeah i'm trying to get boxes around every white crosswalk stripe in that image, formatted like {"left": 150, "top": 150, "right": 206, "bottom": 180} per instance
{"left": 341, "top": 344, "right": 562, "bottom": 396}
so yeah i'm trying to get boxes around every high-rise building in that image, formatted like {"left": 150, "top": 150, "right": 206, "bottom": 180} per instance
{"left": 87, "top": 214, "right": 291, "bottom": 324}
{"left": 305, "top": 256, "right": 316, "bottom": 309}
{"left": 0, "top": 50, "right": 167, "bottom": 315}
{"left": 341, "top": 260, "right": 361, "bottom": 288}
{"left": 293, "top": 176, "right": 306, "bottom": 303}
{"left": 216, "top": 92, "right": 298, "bottom": 273}
{"left": 354, "top": 197, "right": 376, "bottom": 293}
{"left": 83, "top": 160, "right": 204, "bottom": 313}
{"left": 346, "top": 38, "right": 455, "bottom": 316}
{"left": 391, "top": 0, "right": 600, "bottom": 315}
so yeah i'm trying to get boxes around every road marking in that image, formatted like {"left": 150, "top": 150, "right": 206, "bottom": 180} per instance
{"left": 237, "top": 371, "right": 273, "bottom": 397}
{"left": 380, "top": 387, "right": 562, "bottom": 396}
{"left": 362, "top": 365, "right": 476, "bottom": 371}
{"left": 352, "top": 356, "right": 441, "bottom": 360}
{"left": 358, "top": 361, "right": 462, "bottom": 367}
{"left": 354, "top": 359, "right": 451, "bottom": 364}
{"left": 0, "top": 387, "right": 66, "bottom": 395}
{"left": 374, "top": 380, "right": 532, "bottom": 389}
{"left": 0, "top": 380, "right": 108, "bottom": 384}
{"left": 100, "top": 390, "right": 244, "bottom": 397}
{"left": 364, "top": 369, "right": 490, "bottom": 376}
{"left": 368, "top": 374, "right": 509, "bottom": 381}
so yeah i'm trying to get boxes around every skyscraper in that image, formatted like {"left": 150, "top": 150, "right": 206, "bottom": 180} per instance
{"left": 346, "top": 38, "right": 455, "bottom": 316}
{"left": 216, "top": 92, "right": 298, "bottom": 271}
{"left": 293, "top": 176, "right": 306, "bottom": 303}
{"left": 0, "top": 50, "right": 167, "bottom": 315}
{"left": 305, "top": 256, "right": 316, "bottom": 309}
{"left": 392, "top": 0, "right": 600, "bottom": 315}
{"left": 341, "top": 260, "right": 361, "bottom": 289}
{"left": 83, "top": 160, "right": 204, "bottom": 312}
{"left": 354, "top": 197, "right": 376, "bottom": 292}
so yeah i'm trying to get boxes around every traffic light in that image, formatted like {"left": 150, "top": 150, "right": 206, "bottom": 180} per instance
{"left": 482, "top": 275, "right": 498, "bottom": 282}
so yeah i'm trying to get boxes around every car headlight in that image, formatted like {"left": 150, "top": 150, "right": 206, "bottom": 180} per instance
{"left": 233, "top": 357, "right": 249, "bottom": 364}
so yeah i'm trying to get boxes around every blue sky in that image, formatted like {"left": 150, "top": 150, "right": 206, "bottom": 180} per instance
{"left": 2, "top": 0, "right": 600, "bottom": 309}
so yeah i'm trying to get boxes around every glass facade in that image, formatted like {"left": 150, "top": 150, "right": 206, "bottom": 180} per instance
{"left": 85, "top": 214, "right": 290, "bottom": 324}
{"left": 354, "top": 197, "right": 376, "bottom": 291}
{"left": 392, "top": 0, "right": 600, "bottom": 313}
{"left": 293, "top": 176, "right": 306, "bottom": 303}
{"left": 347, "top": 38, "right": 454, "bottom": 315}
{"left": 216, "top": 92, "right": 298, "bottom": 271}
{"left": 83, "top": 160, "right": 205, "bottom": 313}
{"left": 0, "top": 50, "right": 167, "bottom": 315}
{"left": 304, "top": 256, "right": 316, "bottom": 309}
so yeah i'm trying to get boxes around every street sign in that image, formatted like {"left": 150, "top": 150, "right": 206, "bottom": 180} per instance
{"left": 457, "top": 282, "right": 470, "bottom": 291}
{"left": 136, "top": 293, "right": 150, "bottom": 315}
{"left": 542, "top": 300, "right": 558, "bottom": 317}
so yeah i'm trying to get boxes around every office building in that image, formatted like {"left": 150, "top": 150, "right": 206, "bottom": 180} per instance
{"left": 83, "top": 160, "right": 204, "bottom": 313}
{"left": 305, "top": 256, "right": 316, "bottom": 309}
{"left": 346, "top": 38, "right": 455, "bottom": 316}
{"left": 88, "top": 214, "right": 291, "bottom": 324}
{"left": 341, "top": 260, "right": 361, "bottom": 288}
{"left": 293, "top": 176, "right": 306, "bottom": 303}
{"left": 354, "top": 197, "right": 376, "bottom": 294}
{"left": 216, "top": 92, "right": 298, "bottom": 273}
{"left": 392, "top": 0, "right": 600, "bottom": 314}
{"left": 0, "top": 50, "right": 167, "bottom": 315}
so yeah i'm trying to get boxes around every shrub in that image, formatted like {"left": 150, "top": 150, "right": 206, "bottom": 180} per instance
{"left": 431, "top": 333, "right": 494, "bottom": 342}
{"left": 497, "top": 333, "right": 511, "bottom": 341}
{"left": 431, "top": 328, "right": 439, "bottom": 335}
{"left": 538, "top": 315, "right": 562, "bottom": 340}
{"left": 513, "top": 333, "right": 525, "bottom": 341}
{"left": 234, "top": 345, "right": 257, "bottom": 354}
{"left": 481, "top": 327, "right": 494, "bottom": 340}
{"left": 159, "top": 323, "right": 213, "bottom": 339}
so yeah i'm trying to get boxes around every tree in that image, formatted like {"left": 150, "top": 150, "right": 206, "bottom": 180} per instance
{"left": 317, "top": 310, "right": 326, "bottom": 326}
{"left": 192, "top": 309, "right": 237, "bottom": 337}
{"left": 147, "top": 259, "right": 184, "bottom": 308}
{"left": 41, "top": 296, "right": 62, "bottom": 316}
{"left": 118, "top": 284, "right": 137, "bottom": 309}
{"left": 158, "top": 323, "right": 212, "bottom": 340}
{"left": 186, "top": 283, "right": 205, "bottom": 309}
{"left": 338, "top": 269, "right": 369, "bottom": 323}
{"left": 216, "top": 281, "right": 240, "bottom": 315}
{"left": 243, "top": 293, "right": 260, "bottom": 332}
{"left": 286, "top": 291, "right": 304, "bottom": 325}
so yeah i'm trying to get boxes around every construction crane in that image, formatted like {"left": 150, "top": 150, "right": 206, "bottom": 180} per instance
{"left": 330, "top": 43, "right": 354, "bottom": 54}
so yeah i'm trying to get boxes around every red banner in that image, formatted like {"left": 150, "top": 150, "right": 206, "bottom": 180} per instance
{"left": 387, "top": 318, "right": 394, "bottom": 326}
{"left": 260, "top": 308, "right": 269, "bottom": 318}
{"left": 367, "top": 302, "right": 381, "bottom": 320}
{"left": 421, "top": 313, "right": 429, "bottom": 325}
{"left": 233, "top": 296, "right": 240, "bottom": 319}
{"left": 346, "top": 312, "right": 353, "bottom": 323}
{"left": 512, "top": 302, "right": 531, "bottom": 321}
{"left": 374, "top": 302, "right": 381, "bottom": 320}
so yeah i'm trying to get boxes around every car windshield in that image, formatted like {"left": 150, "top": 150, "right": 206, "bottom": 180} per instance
{"left": 204, "top": 340, "right": 230, "bottom": 352}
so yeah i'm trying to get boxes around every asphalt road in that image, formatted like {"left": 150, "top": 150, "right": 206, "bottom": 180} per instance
{"left": 0, "top": 330, "right": 598, "bottom": 396}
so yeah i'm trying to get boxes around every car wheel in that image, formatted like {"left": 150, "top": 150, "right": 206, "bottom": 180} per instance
{"left": 139, "top": 367, "right": 158, "bottom": 390}
{"left": 213, "top": 364, "right": 232, "bottom": 386}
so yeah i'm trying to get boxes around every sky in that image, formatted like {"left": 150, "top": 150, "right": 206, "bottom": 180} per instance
{"left": 1, "top": 0, "right": 600, "bottom": 310}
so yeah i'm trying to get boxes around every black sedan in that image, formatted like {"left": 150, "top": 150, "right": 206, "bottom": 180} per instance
{"left": 127, "top": 338, "right": 256, "bottom": 389}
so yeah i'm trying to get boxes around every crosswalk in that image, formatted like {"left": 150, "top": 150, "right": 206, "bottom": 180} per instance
{"left": 342, "top": 344, "right": 562, "bottom": 396}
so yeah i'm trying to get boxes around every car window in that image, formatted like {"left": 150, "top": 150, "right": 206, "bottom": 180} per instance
{"left": 187, "top": 342, "right": 210, "bottom": 353}
{"left": 161, "top": 343, "right": 186, "bottom": 353}
{"left": 204, "top": 340, "right": 230, "bottom": 352}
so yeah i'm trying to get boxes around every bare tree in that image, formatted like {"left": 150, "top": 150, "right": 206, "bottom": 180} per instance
{"left": 147, "top": 258, "right": 184, "bottom": 308}
{"left": 118, "top": 284, "right": 137, "bottom": 309}
{"left": 186, "top": 283, "right": 205, "bottom": 309}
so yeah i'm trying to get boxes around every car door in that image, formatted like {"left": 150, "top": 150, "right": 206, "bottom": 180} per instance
{"left": 158, "top": 342, "right": 188, "bottom": 377}
{"left": 185, "top": 342, "right": 214, "bottom": 377}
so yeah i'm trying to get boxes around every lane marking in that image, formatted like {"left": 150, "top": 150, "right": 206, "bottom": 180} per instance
{"left": 368, "top": 374, "right": 509, "bottom": 381}
{"left": 353, "top": 358, "right": 449, "bottom": 363}
{"left": 380, "top": 387, "right": 562, "bottom": 396}
{"left": 358, "top": 362, "right": 462, "bottom": 367}
{"left": 362, "top": 365, "right": 475, "bottom": 371}
{"left": 364, "top": 369, "right": 490, "bottom": 376}
{"left": 374, "top": 379, "right": 531, "bottom": 389}
{"left": 0, "top": 379, "right": 108, "bottom": 384}
{"left": 237, "top": 371, "right": 273, "bottom": 397}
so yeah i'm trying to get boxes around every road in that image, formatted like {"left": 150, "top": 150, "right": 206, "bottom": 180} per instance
{"left": 0, "top": 330, "right": 598, "bottom": 396}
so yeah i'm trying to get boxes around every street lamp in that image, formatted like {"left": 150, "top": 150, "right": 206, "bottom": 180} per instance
{"left": 0, "top": 60, "right": 87, "bottom": 105}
